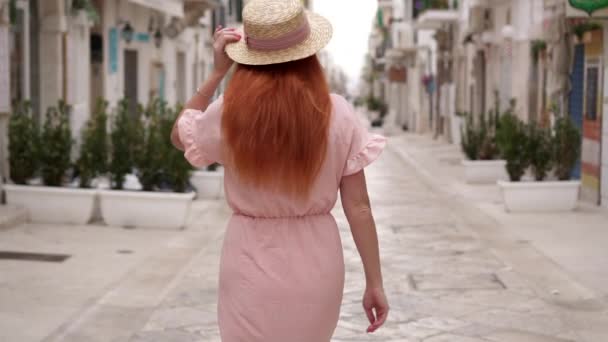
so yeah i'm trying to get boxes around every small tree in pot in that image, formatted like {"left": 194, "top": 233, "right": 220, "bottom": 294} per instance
{"left": 39, "top": 101, "right": 73, "bottom": 186}
{"left": 76, "top": 99, "right": 109, "bottom": 188}
{"left": 496, "top": 112, "right": 530, "bottom": 181}
{"left": 8, "top": 101, "right": 39, "bottom": 185}
{"left": 460, "top": 111, "right": 481, "bottom": 160}
{"left": 527, "top": 123, "right": 553, "bottom": 181}
{"left": 109, "top": 99, "right": 137, "bottom": 190}
{"left": 157, "top": 104, "right": 193, "bottom": 193}
{"left": 133, "top": 99, "right": 164, "bottom": 191}
{"left": 553, "top": 117, "right": 581, "bottom": 181}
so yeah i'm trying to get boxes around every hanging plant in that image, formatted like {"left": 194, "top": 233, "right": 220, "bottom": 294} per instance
{"left": 572, "top": 21, "right": 602, "bottom": 40}
{"left": 71, "top": 0, "right": 100, "bottom": 23}
{"left": 531, "top": 39, "right": 547, "bottom": 61}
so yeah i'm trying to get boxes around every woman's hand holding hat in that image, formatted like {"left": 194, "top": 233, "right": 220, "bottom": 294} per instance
{"left": 213, "top": 26, "right": 241, "bottom": 76}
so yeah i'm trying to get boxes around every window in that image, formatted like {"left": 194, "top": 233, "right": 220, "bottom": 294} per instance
{"left": 585, "top": 65, "right": 600, "bottom": 120}
{"left": 9, "top": 0, "right": 30, "bottom": 105}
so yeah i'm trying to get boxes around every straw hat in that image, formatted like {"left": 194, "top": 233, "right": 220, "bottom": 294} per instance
{"left": 225, "top": 0, "right": 333, "bottom": 65}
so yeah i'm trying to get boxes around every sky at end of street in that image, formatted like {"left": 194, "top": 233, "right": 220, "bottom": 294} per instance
{"left": 314, "top": 0, "right": 377, "bottom": 94}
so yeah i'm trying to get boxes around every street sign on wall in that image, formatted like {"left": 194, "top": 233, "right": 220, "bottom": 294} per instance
{"left": 389, "top": 66, "right": 407, "bottom": 83}
{"left": 109, "top": 28, "right": 119, "bottom": 74}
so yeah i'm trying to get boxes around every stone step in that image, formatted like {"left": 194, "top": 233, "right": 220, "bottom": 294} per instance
{"left": 0, "top": 205, "right": 28, "bottom": 230}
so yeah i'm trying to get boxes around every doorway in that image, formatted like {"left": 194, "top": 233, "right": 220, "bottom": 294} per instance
{"left": 124, "top": 49, "right": 139, "bottom": 116}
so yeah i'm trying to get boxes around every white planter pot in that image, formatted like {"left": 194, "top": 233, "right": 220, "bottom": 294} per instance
{"left": 99, "top": 190, "right": 195, "bottom": 229}
{"left": 190, "top": 170, "right": 224, "bottom": 199}
{"left": 4, "top": 185, "right": 97, "bottom": 225}
{"left": 497, "top": 180, "right": 581, "bottom": 212}
{"left": 462, "top": 160, "right": 508, "bottom": 184}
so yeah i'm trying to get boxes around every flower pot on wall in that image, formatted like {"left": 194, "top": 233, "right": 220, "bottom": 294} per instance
{"left": 462, "top": 160, "right": 509, "bottom": 184}
{"left": 99, "top": 190, "right": 195, "bottom": 229}
{"left": 497, "top": 180, "right": 581, "bottom": 212}
{"left": 5, "top": 185, "right": 97, "bottom": 225}
{"left": 190, "top": 170, "right": 224, "bottom": 199}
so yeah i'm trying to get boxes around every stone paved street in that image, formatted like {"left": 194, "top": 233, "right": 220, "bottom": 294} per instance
{"left": 129, "top": 139, "right": 608, "bottom": 342}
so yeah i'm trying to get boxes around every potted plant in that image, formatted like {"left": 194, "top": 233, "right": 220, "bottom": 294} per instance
{"left": 70, "top": 0, "right": 100, "bottom": 23}
{"left": 7, "top": 101, "right": 38, "bottom": 185}
{"left": 5, "top": 100, "right": 97, "bottom": 225}
{"left": 497, "top": 117, "right": 582, "bottom": 212}
{"left": 496, "top": 111, "right": 530, "bottom": 182}
{"left": 99, "top": 99, "right": 195, "bottom": 230}
{"left": 528, "top": 124, "right": 553, "bottom": 181}
{"left": 460, "top": 108, "right": 508, "bottom": 184}
{"left": 531, "top": 40, "right": 547, "bottom": 62}
{"left": 572, "top": 21, "right": 602, "bottom": 44}
{"left": 76, "top": 98, "right": 109, "bottom": 188}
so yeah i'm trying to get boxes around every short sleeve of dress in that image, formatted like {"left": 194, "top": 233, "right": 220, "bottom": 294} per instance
{"left": 177, "top": 96, "right": 224, "bottom": 168}
{"left": 340, "top": 97, "right": 387, "bottom": 177}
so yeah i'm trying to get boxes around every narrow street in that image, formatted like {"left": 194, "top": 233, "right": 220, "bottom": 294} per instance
{"left": 1, "top": 135, "right": 607, "bottom": 341}
{"left": 122, "top": 139, "right": 608, "bottom": 342}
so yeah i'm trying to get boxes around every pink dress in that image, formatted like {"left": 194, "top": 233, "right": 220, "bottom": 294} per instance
{"left": 178, "top": 94, "right": 386, "bottom": 342}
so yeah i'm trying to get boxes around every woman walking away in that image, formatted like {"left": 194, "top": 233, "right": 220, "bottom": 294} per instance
{"left": 171, "top": 0, "right": 389, "bottom": 341}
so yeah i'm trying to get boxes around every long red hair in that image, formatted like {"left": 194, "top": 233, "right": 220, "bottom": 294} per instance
{"left": 222, "top": 55, "right": 331, "bottom": 199}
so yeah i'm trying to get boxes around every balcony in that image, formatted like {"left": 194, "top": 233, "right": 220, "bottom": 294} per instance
{"left": 378, "top": 0, "right": 393, "bottom": 9}
{"left": 413, "top": 0, "right": 458, "bottom": 30}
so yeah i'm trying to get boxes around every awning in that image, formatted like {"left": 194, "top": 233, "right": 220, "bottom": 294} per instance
{"left": 128, "top": 0, "right": 185, "bottom": 18}
{"left": 415, "top": 10, "right": 459, "bottom": 30}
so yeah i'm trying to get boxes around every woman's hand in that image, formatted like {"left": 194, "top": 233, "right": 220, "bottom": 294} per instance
{"left": 362, "top": 286, "right": 389, "bottom": 333}
{"left": 213, "top": 26, "right": 241, "bottom": 76}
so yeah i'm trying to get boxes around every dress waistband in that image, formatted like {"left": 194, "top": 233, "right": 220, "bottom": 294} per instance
{"left": 233, "top": 212, "right": 332, "bottom": 220}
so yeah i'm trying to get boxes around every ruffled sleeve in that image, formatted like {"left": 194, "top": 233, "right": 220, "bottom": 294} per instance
{"left": 340, "top": 97, "right": 387, "bottom": 177}
{"left": 177, "top": 96, "right": 224, "bottom": 168}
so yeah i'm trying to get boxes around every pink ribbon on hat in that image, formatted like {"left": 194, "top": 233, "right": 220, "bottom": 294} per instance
{"left": 246, "top": 20, "right": 311, "bottom": 51}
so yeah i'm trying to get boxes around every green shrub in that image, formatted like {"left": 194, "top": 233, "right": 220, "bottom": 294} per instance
{"left": 553, "top": 117, "right": 581, "bottom": 181}
{"left": 460, "top": 111, "right": 500, "bottom": 161}
{"left": 159, "top": 104, "right": 193, "bottom": 193}
{"left": 39, "top": 101, "right": 73, "bottom": 186}
{"left": 527, "top": 124, "right": 553, "bottom": 181}
{"left": 460, "top": 112, "right": 481, "bottom": 160}
{"left": 134, "top": 99, "right": 165, "bottom": 191}
{"left": 109, "top": 99, "right": 137, "bottom": 190}
{"left": 77, "top": 99, "right": 109, "bottom": 188}
{"left": 478, "top": 112, "right": 500, "bottom": 160}
{"left": 496, "top": 113, "right": 530, "bottom": 182}
{"left": 8, "top": 101, "right": 39, "bottom": 185}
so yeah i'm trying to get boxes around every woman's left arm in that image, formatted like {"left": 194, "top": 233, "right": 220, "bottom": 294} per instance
{"left": 171, "top": 26, "right": 241, "bottom": 151}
